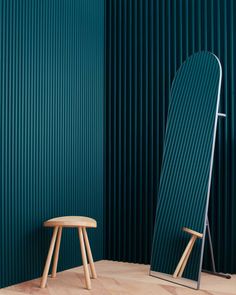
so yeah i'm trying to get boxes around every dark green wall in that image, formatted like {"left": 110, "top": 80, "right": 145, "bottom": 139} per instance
{"left": 0, "top": 0, "right": 104, "bottom": 288}
{"left": 105, "top": 0, "right": 236, "bottom": 274}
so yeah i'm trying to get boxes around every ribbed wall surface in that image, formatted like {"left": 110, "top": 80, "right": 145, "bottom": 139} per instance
{"left": 0, "top": 0, "right": 104, "bottom": 288}
{"left": 105, "top": 0, "right": 236, "bottom": 274}
{"left": 151, "top": 52, "right": 221, "bottom": 281}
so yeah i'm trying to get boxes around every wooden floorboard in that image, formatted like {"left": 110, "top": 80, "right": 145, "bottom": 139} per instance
{"left": 0, "top": 260, "right": 235, "bottom": 295}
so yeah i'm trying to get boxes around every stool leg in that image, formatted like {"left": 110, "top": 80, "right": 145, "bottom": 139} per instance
{"left": 40, "top": 226, "right": 59, "bottom": 288}
{"left": 51, "top": 226, "right": 63, "bottom": 278}
{"left": 173, "top": 235, "right": 195, "bottom": 278}
{"left": 178, "top": 236, "right": 197, "bottom": 277}
{"left": 82, "top": 227, "right": 97, "bottom": 279}
{"left": 78, "top": 227, "right": 91, "bottom": 290}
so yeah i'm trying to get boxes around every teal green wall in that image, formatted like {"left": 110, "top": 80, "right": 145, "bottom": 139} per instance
{"left": 0, "top": 0, "right": 104, "bottom": 288}
{"left": 105, "top": 0, "right": 236, "bottom": 275}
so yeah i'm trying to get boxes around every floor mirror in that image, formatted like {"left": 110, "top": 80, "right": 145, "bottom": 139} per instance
{"left": 150, "top": 51, "right": 222, "bottom": 289}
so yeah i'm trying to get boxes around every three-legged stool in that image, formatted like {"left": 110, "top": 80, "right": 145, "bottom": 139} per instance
{"left": 173, "top": 227, "right": 203, "bottom": 278}
{"left": 40, "top": 216, "right": 97, "bottom": 290}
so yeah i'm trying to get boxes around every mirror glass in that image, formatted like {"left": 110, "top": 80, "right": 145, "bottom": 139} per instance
{"left": 150, "top": 52, "right": 222, "bottom": 289}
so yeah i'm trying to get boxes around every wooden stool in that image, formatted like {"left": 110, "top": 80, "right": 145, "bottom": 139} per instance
{"left": 40, "top": 216, "right": 97, "bottom": 290}
{"left": 173, "top": 227, "right": 203, "bottom": 278}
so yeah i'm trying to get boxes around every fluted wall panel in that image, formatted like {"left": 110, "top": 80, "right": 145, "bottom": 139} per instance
{"left": 105, "top": 0, "right": 236, "bottom": 274}
{"left": 0, "top": 0, "right": 104, "bottom": 288}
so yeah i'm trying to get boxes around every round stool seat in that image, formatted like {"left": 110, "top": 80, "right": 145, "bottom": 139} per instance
{"left": 182, "top": 227, "right": 203, "bottom": 238}
{"left": 44, "top": 216, "right": 97, "bottom": 228}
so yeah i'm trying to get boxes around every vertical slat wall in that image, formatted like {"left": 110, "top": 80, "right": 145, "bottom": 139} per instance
{"left": 106, "top": 0, "right": 236, "bottom": 274}
{"left": 0, "top": 0, "right": 104, "bottom": 288}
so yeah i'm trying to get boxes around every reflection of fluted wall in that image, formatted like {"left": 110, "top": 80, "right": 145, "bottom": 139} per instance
{"left": 0, "top": 0, "right": 104, "bottom": 288}
{"left": 105, "top": 0, "right": 236, "bottom": 274}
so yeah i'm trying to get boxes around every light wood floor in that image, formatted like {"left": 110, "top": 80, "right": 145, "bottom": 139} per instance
{"left": 0, "top": 260, "right": 235, "bottom": 295}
